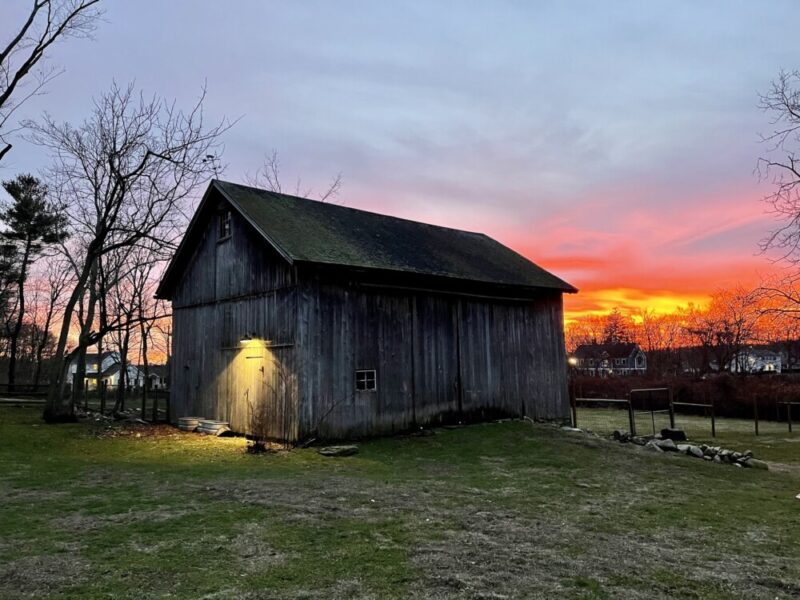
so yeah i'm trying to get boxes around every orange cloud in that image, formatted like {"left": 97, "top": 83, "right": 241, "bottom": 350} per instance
{"left": 491, "top": 184, "right": 783, "bottom": 320}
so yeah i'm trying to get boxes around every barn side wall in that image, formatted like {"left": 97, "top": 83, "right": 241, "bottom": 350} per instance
{"left": 296, "top": 275, "right": 569, "bottom": 440}
{"left": 170, "top": 196, "right": 299, "bottom": 439}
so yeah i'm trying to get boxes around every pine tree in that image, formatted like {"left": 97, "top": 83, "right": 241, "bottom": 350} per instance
{"left": 1, "top": 174, "right": 68, "bottom": 391}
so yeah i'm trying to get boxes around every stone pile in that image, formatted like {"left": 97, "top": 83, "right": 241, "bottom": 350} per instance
{"left": 611, "top": 429, "right": 768, "bottom": 470}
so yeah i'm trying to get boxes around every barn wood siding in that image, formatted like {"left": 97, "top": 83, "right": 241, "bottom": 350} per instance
{"left": 170, "top": 199, "right": 299, "bottom": 440}
{"left": 296, "top": 275, "right": 569, "bottom": 440}
{"left": 171, "top": 195, "right": 294, "bottom": 309}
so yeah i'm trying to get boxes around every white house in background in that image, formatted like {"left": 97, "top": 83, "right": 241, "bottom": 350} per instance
{"left": 142, "top": 365, "right": 169, "bottom": 389}
{"left": 570, "top": 342, "right": 647, "bottom": 376}
{"left": 730, "top": 348, "right": 782, "bottom": 374}
{"left": 67, "top": 351, "right": 145, "bottom": 389}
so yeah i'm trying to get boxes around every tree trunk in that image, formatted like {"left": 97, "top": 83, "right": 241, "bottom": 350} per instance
{"left": 32, "top": 302, "right": 54, "bottom": 388}
{"left": 113, "top": 326, "right": 130, "bottom": 415}
{"left": 98, "top": 334, "right": 106, "bottom": 414}
{"left": 7, "top": 239, "right": 32, "bottom": 393}
{"left": 43, "top": 253, "right": 95, "bottom": 422}
{"left": 140, "top": 320, "right": 149, "bottom": 419}
{"left": 73, "top": 262, "right": 98, "bottom": 410}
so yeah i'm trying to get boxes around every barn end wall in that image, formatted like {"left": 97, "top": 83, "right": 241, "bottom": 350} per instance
{"left": 296, "top": 275, "right": 570, "bottom": 440}
{"left": 169, "top": 195, "right": 300, "bottom": 439}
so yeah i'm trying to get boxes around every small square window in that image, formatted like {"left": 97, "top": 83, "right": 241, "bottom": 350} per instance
{"left": 355, "top": 369, "right": 377, "bottom": 391}
{"left": 219, "top": 210, "right": 232, "bottom": 240}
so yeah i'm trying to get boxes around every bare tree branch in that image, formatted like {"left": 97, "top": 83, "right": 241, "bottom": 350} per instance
{"left": 0, "top": 0, "right": 103, "bottom": 164}
{"left": 246, "top": 149, "right": 343, "bottom": 203}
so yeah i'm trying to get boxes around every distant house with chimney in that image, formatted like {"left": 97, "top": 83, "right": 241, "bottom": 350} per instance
{"left": 570, "top": 342, "right": 647, "bottom": 376}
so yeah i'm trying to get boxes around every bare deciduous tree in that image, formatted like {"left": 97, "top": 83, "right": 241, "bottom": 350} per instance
{"left": 26, "top": 81, "right": 230, "bottom": 421}
{"left": 0, "top": 0, "right": 103, "bottom": 163}
{"left": 757, "top": 70, "right": 800, "bottom": 264}
{"left": 246, "top": 149, "right": 342, "bottom": 202}
{"left": 683, "top": 287, "right": 761, "bottom": 373}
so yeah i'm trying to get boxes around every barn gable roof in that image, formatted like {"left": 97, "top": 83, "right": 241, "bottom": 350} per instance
{"left": 156, "top": 180, "right": 576, "bottom": 298}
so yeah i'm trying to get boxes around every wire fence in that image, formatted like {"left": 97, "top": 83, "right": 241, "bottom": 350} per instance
{"left": 74, "top": 384, "right": 170, "bottom": 421}
{"left": 570, "top": 382, "right": 798, "bottom": 438}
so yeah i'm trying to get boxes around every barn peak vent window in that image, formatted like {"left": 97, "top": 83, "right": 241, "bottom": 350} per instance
{"left": 356, "top": 369, "right": 377, "bottom": 392}
{"left": 219, "top": 209, "right": 232, "bottom": 240}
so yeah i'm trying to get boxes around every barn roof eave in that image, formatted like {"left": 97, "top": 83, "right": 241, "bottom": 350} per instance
{"left": 291, "top": 258, "right": 578, "bottom": 294}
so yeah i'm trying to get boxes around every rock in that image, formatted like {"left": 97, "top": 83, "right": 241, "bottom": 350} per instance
{"left": 612, "top": 429, "right": 629, "bottom": 441}
{"left": 795, "top": 493, "right": 800, "bottom": 501}
{"left": 687, "top": 445, "right": 704, "bottom": 459}
{"left": 713, "top": 455, "right": 722, "bottom": 464}
{"left": 655, "top": 438, "right": 678, "bottom": 452}
{"left": 742, "top": 458, "right": 769, "bottom": 470}
{"left": 700, "top": 444, "right": 708, "bottom": 452}
{"left": 703, "top": 455, "right": 712, "bottom": 461}
{"left": 317, "top": 445, "right": 359, "bottom": 457}
{"left": 734, "top": 462, "right": 743, "bottom": 468}
{"left": 660, "top": 428, "right": 687, "bottom": 442}
{"left": 744, "top": 450, "right": 753, "bottom": 458}
{"left": 631, "top": 436, "right": 647, "bottom": 446}
{"left": 560, "top": 426, "right": 583, "bottom": 433}
{"left": 646, "top": 441, "right": 664, "bottom": 453}
{"left": 677, "top": 444, "right": 690, "bottom": 453}
{"left": 732, "top": 452, "right": 742, "bottom": 461}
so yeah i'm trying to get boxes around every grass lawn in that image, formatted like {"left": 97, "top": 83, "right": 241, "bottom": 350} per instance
{"left": 1, "top": 406, "right": 798, "bottom": 599}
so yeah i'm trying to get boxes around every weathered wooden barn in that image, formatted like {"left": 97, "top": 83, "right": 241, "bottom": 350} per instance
{"left": 156, "top": 180, "right": 577, "bottom": 442}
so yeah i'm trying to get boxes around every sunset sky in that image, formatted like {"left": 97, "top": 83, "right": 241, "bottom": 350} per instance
{"left": 2, "top": 1, "right": 797, "bottom": 320}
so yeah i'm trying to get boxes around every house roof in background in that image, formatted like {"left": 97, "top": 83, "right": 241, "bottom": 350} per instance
{"left": 156, "top": 180, "right": 577, "bottom": 298}
{"left": 573, "top": 342, "right": 642, "bottom": 359}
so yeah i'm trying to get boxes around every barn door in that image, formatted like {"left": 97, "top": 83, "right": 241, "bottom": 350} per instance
{"left": 243, "top": 350, "right": 288, "bottom": 441}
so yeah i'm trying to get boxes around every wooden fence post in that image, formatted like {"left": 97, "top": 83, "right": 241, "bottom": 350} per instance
{"left": 628, "top": 393, "right": 636, "bottom": 436}
{"left": 711, "top": 401, "right": 716, "bottom": 438}
{"left": 668, "top": 387, "right": 675, "bottom": 429}
{"left": 570, "top": 381, "right": 577, "bottom": 428}
{"left": 788, "top": 402, "right": 793, "bottom": 434}
{"left": 754, "top": 395, "right": 759, "bottom": 436}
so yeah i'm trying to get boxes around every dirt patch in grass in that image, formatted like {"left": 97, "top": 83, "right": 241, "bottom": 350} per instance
{"left": 197, "top": 579, "right": 376, "bottom": 600}
{"left": 52, "top": 505, "right": 190, "bottom": 533}
{"left": 199, "top": 474, "right": 477, "bottom": 528}
{"left": 0, "top": 553, "right": 88, "bottom": 599}
{"left": 410, "top": 511, "right": 799, "bottom": 600}
{"left": 231, "top": 522, "right": 289, "bottom": 572}
{"left": 0, "top": 485, "right": 70, "bottom": 504}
